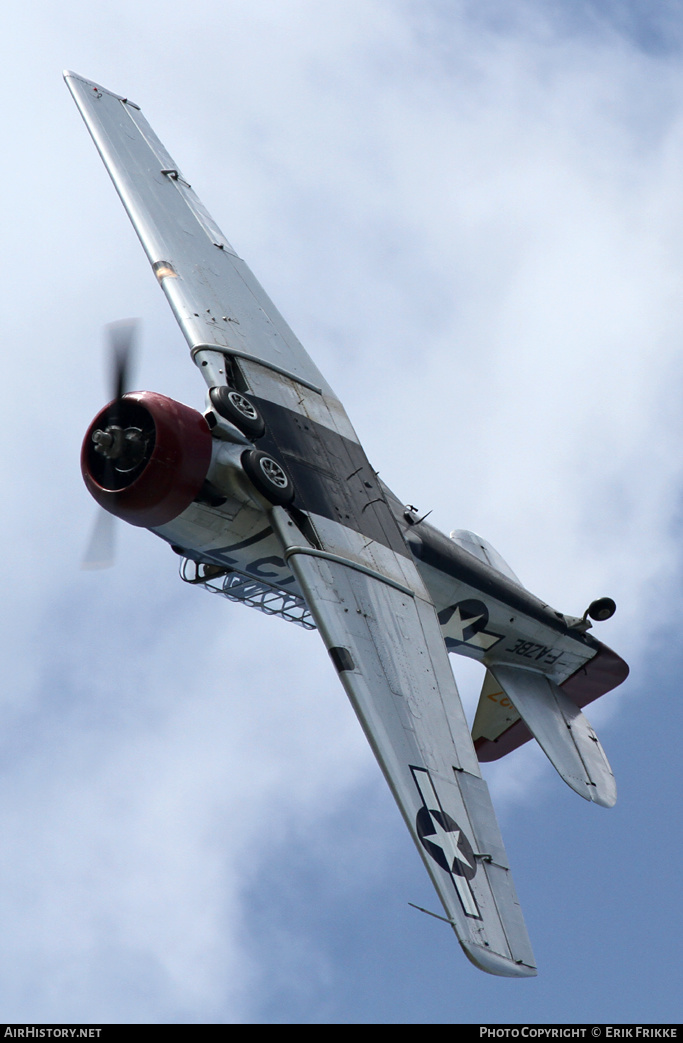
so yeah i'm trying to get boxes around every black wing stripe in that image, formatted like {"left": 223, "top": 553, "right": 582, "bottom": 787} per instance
{"left": 253, "top": 396, "right": 410, "bottom": 557}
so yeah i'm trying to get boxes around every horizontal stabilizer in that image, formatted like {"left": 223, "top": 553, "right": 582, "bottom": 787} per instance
{"left": 489, "top": 664, "right": 616, "bottom": 807}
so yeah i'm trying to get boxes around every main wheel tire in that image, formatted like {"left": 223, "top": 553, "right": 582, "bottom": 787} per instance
{"left": 209, "top": 386, "right": 265, "bottom": 439}
{"left": 241, "top": 449, "right": 294, "bottom": 505}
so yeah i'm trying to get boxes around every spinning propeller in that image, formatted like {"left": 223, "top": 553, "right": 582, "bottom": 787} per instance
{"left": 82, "top": 320, "right": 138, "bottom": 569}
{"left": 108, "top": 318, "right": 136, "bottom": 411}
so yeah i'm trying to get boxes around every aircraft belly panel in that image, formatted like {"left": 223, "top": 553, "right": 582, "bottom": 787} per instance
{"left": 151, "top": 503, "right": 304, "bottom": 597}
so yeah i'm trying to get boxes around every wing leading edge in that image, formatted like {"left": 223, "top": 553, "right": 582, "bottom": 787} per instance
{"left": 64, "top": 71, "right": 333, "bottom": 396}
{"left": 270, "top": 510, "right": 536, "bottom": 977}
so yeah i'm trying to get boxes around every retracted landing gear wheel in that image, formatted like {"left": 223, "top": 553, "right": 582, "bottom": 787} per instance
{"left": 209, "top": 386, "right": 265, "bottom": 439}
{"left": 241, "top": 449, "right": 294, "bottom": 505}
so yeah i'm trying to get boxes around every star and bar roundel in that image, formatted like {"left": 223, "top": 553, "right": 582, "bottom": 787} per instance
{"left": 437, "top": 598, "right": 503, "bottom": 653}
{"left": 411, "top": 766, "right": 481, "bottom": 919}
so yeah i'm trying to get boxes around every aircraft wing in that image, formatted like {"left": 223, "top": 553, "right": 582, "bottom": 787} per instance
{"left": 67, "top": 73, "right": 535, "bottom": 975}
{"left": 64, "top": 71, "right": 333, "bottom": 397}
{"left": 270, "top": 509, "right": 536, "bottom": 978}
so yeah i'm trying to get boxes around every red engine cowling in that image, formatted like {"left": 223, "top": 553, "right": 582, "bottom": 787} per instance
{"left": 81, "top": 391, "right": 213, "bottom": 527}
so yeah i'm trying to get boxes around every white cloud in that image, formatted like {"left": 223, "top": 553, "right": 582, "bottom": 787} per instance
{"left": 1, "top": 0, "right": 681, "bottom": 1022}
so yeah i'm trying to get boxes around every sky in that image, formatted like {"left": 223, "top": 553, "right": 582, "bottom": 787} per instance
{"left": 0, "top": 0, "right": 682, "bottom": 1025}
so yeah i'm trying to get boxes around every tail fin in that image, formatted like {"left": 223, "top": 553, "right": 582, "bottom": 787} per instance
{"left": 472, "top": 668, "right": 521, "bottom": 746}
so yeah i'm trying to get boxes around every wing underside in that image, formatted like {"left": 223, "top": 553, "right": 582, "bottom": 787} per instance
{"left": 270, "top": 510, "right": 536, "bottom": 977}
{"left": 64, "top": 71, "right": 332, "bottom": 396}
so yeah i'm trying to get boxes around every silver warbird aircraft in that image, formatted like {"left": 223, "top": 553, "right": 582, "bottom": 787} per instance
{"left": 66, "top": 72, "right": 628, "bottom": 978}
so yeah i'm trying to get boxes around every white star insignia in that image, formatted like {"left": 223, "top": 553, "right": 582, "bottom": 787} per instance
{"left": 445, "top": 606, "right": 501, "bottom": 650}
{"left": 446, "top": 605, "right": 484, "bottom": 643}
{"left": 426, "top": 815, "right": 473, "bottom": 872}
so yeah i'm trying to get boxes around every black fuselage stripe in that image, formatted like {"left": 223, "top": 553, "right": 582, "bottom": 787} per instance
{"left": 407, "top": 524, "right": 596, "bottom": 647}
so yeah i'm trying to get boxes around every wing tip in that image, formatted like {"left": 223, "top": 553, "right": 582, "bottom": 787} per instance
{"left": 590, "top": 782, "right": 617, "bottom": 808}
{"left": 62, "top": 70, "right": 134, "bottom": 106}
{"left": 461, "top": 940, "right": 537, "bottom": 978}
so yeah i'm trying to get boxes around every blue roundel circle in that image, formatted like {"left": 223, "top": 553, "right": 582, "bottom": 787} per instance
{"left": 416, "top": 806, "right": 477, "bottom": 880}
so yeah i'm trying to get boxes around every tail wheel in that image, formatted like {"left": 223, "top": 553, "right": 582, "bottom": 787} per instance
{"left": 209, "top": 386, "right": 265, "bottom": 439}
{"left": 241, "top": 449, "right": 294, "bottom": 505}
{"left": 587, "top": 597, "right": 617, "bottom": 621}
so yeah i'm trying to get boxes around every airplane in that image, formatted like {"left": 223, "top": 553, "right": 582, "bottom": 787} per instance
{"left": 65, "top": 71, "right": 629, "bottom": 979}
